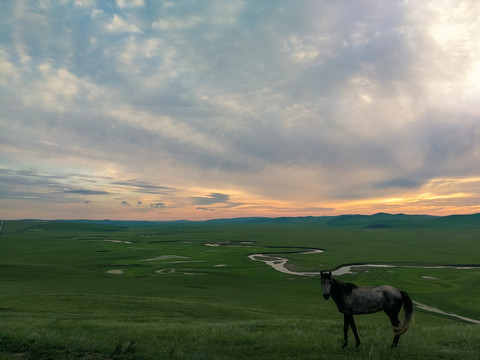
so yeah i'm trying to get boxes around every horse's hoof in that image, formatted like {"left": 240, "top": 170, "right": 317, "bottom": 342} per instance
{"left": 342, "top": 343, "right": 347, "bottom": 349}
{"left": 391, "top": 343, "right": 398, "bottom": 348}
{"left": 355, "top": 342, "right": 361, "bottom": 348}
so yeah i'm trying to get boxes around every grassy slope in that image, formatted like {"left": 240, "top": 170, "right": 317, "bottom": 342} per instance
{"left": 0, "top": 218, "right": 479, "bottom": 359}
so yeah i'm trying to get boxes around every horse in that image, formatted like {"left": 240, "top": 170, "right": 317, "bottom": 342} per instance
{"left": 320, "top": 271, "right": 413, "bottom": 348}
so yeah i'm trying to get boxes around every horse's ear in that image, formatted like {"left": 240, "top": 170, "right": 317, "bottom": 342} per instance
{"left": 320, "top": 270, "right": 323, "bottom": 276}
{"left": 328, "top": 271, "right": 332, "bottom": 278}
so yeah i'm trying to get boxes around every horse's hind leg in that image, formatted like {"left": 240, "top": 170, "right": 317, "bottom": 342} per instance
{"left": 386, "top": 310, "right": 401, "bottom": 347}
{"left": 392, "top": 333, "right": 400, "bottom": 348}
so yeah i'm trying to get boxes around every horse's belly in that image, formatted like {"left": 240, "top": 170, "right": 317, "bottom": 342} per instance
{"left": 341, "top": 299, "right": 382, "bottom": 315}
{"left": 352, "top": 304, "right": 383, "bottom": 315}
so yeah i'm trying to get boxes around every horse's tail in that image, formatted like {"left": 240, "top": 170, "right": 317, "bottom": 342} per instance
{"left": 394, "top": 290, "right": 414, "bottom": 335}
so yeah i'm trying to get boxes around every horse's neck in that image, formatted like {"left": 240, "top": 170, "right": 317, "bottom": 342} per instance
{"left": 331, "top": 279, "right": 349, "bottom": 305}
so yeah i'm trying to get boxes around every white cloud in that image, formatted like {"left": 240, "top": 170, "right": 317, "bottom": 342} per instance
{"left": 426, "top": 1, "right": 479, "bottom": 53}
{"left": 21, "top": 64, "right": 78, "bottom": 111}
{"left": 0, "top": 53, "right": 20, "bottom": 85}
{"left": 210, "top": 1, "right": 245, "bottom": 26}
{"left": 284, "top": 37, "right": 321, "bottom": 65}
{"left": 116, "top": 0, "right": 144, "bottom": 8}
{"left": 106, "top": 14, "right": 141, "bottom": 33}
{"left": 16, "top": 62, "right": 108, "bottom": 113}
{"left": 91, "top": 9, "right": 104, "bottom": 18}
{"left": 74, "top": 0, "right": 96, "bottom": 8}
{"left": 152, "top": 16, "right": 202, "bottom": 31}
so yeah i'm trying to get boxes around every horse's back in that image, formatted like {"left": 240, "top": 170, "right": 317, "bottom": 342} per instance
{"left": 354, "top": 285, "right": 401, "bottom": 297}
{"left": 347, "top": 285, "right": 403, "bottom": 315}
{"left": 379, "top": 285, "right": 403, "bottom": 301}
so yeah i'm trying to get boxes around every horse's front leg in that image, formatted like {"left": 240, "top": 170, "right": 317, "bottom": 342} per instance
{"left": 342, "top": 315, "right": 349, "bottom": 348}
{"left": 349, "top": 316, "right": 361, "bottom": 348}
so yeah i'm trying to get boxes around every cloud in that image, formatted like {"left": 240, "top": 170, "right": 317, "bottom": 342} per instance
{"left": 116, "top": 0, "right": 145, "bottom": 8}
{"left": 112, "top": 180, "right": 176, "bottom": 194}
{"left": 74, "top": 0, "right": 96, "bottom": 8}
{"left": 106, "top": 14, "right": 141, "bottom": 33}
{"left": 0, "top": 169, "right": 111, "bottom": 199}
{"left": 152, "top": 16, "right": 202, "bottom": 31}
{"left": 150, "top": 203, "right": 165, "bottom": 208}
{"left": 373, "top": 178, "right": 422, "bottom": 190}
{"left": 1, "top": 1, "right": 480, "bottom": 219}
{"left": 64, "top": 189, "right": 110, "bottom": 195}
{"left": 192, "top": 193, "right": 230, "bottom": 205}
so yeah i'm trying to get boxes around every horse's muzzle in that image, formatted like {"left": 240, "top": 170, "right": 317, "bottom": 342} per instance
{"left": 323, "top": 294, "right": 330, "bottom": 300}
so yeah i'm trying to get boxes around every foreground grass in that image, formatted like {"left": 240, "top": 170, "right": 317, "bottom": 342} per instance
{"left": 0, "top": 313, "right": 480, "bottom": 360}
{"left": 1, "top": 315, "right": 479, "bottom": 360}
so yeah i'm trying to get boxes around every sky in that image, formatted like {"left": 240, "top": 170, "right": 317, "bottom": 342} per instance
{"left": 1, "top": 0, "right": 480, "bottom": 221}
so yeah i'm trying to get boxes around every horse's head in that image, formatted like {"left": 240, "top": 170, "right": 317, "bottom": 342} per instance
{"left": 320, "top": 271, "right": 333, "bottom": 300}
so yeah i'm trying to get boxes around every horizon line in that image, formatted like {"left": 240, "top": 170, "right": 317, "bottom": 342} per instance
{"left": 3, "top": 212, "right": 480, "bottom": 223}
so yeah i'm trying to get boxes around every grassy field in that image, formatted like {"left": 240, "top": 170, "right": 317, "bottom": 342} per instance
{"left": 0, "top": 216, "right": 479, "bottom": 359}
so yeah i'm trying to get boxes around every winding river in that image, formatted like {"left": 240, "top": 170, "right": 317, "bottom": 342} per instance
{"left": 248, "top": 252, "right": 480, "bottom": 277}
{"left": 247, "top": 249, "right": 480, "bottom": 325}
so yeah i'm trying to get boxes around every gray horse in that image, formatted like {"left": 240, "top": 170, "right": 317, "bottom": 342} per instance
{"left": 320, "top": 271, "right": 413, "bottom": 348}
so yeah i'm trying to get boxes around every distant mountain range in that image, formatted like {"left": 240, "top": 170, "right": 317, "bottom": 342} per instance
{"left": 205, "top": 212, "right": 480, "bottom": 228}
{"left": 14, "top": 212, "right": 480, "bottom": 229}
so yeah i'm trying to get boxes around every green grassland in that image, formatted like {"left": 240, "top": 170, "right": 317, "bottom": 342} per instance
{"left": 0, "top": 216, "right": 479, "bottom": 359}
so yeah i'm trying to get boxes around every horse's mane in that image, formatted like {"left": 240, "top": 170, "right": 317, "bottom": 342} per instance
{"left": 332, "top": 277, "right": 358, "bottom": 295}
